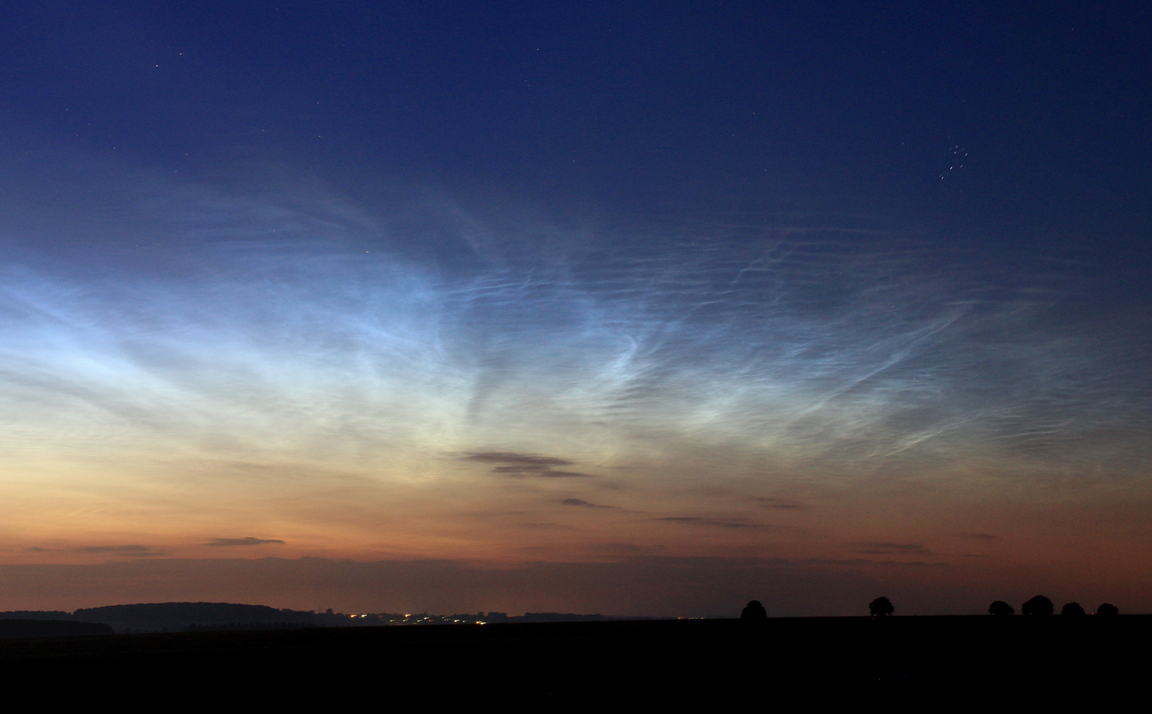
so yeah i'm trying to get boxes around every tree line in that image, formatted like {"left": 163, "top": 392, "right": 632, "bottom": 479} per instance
{"left": 739, "top": 596, "right": 1121, "bottom": 619}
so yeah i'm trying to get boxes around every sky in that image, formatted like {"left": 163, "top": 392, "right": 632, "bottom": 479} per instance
{"left": 0, "top": 1, "right": 1150, "bottom": 616}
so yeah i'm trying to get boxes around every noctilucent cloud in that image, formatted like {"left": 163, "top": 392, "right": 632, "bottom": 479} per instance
{"left": 0, "top": 1, "right": 1149, "bottom": 615}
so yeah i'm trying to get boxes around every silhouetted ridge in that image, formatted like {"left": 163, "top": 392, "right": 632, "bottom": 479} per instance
{"left": 516, "top": 613, "right": 612, "bottom": 623}
{"left": 72, "top": 602, "right": 343, "bottom": 632}
{"left": 0, "top": 610, "right": 74, "bottom": 621}
{"left": 0, "top": 620, "right": 113, "bottom": 638}
{"left": 185, "top": 621, "right": 318, "bottom": 632}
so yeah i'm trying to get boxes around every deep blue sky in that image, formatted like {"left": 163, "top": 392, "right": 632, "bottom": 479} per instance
{"left": 5, "top": 2, "right": 1149, "bottom": 233}
{"left": 0, "top": 2, "right": 1150, "bottom": 615}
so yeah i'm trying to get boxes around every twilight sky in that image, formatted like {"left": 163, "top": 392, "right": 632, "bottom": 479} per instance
{"left": 0, "top": 1, "right": 1149, "bottom": 616}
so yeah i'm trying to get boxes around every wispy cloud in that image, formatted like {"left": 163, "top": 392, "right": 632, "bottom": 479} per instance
{"left": 591, "top": 543, "right": 666, "bottom": 555}
{"left": 29, "top": 545, "right": 167, "bottom": 558}
{"left": 204, "top": 537, "right": 286, "bottom": 547}
{"left": 0, "top": 167, "right": 1148, "bottom": 615}
{"left": 465, "top": 452, "right": 594, "bottom": 478}
{"left": 856, "top": 542, "right": 929, "bottom": 555}
{"left": 560, "top": 498, "right": 616, "bottom": 509}
{"left": 465, "top": 453, "right": 575, "bottom": 467}
{"left": 653, "top": 516, "right": 773, "bottom": 530}
{"left": 750, "top": 497, "right": 805, "bottom": 510}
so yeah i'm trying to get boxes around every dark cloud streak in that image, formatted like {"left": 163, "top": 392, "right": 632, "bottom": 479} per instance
{"left": 856, "top": 543, "right": 930, "bottom": 556}
{"left": 466, "top": 452, "right": 594, "bottom": 479}
{"left": 561, "top": 498, "right": 615, "bottom": 509}
{"left": 654, "top": 517, "right": 773, "bottom": 530}
{"left": 204, "top": 538, "right": 286, "bottom": 547}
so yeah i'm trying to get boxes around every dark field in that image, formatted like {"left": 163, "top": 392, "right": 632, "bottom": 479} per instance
{"left": 3, "top": 617, "right": 1143, "bottom": 702}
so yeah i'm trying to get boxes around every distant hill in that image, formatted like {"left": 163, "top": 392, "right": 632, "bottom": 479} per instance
{"left": 0, "top": 604, "right": 652, "bottom": 633}
{"left": 513, "top": 613, "right": 616, "bottom": 623}
{"left": 0, "top": 620, "right": 113, "bottom": 638}
{"left": 479, "top": 612, "right": 659, "bottom": 623}
{"left": 71, "top": 602, "right": 342, "bottom": 632}
{"left": 0, "top": 602, "right": 359, "bottom": 633}
{"left": 0, "top": 611, "right": 74, "bottom": 621}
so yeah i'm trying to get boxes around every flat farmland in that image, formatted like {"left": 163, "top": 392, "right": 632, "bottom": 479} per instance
{"left": 1, "top": 616, "right": 1143, "bottom": 702}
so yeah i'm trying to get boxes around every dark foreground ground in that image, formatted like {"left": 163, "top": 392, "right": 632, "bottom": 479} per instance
{"left": 1, "top": 616, "right": 1143, "bottom": 703}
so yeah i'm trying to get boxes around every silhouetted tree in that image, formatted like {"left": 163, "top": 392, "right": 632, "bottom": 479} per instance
{"left": 1021, "top": 595, "right": 1054, "bottom": 616}
{"left": 869, "top": 597, "right": 894, "bottom": 617}
{"left": 988, "top": 600, "right": 1015, "bottom": 616}
{"left": 1061, "top": 602, "right": 1085, "bottom": 616}
{"left": 1096, "top": 603, "right": 1119, "bottom": 616}
{"left": 740, "top": 600, "right": 768, "bottom": 621}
